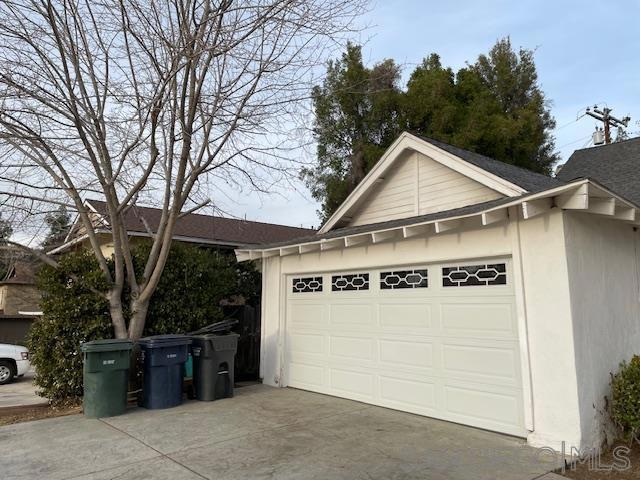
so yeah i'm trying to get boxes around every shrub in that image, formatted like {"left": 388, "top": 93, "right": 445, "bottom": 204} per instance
{"left": 28, "top": 251, "right": 112, "bottom": 404}
{"left": 27, "top": 243, "right": 259, "bottom": 403}
{"left": 610, "top": 355, "right": 640, "bottom": 442}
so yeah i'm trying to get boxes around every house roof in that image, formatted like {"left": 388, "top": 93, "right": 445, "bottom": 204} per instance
{"left": 417, "top": 136, "right": 564, "bottom": 193}
{"left": 557, "top": 137, "right": 640, "bottom": 206}
{"left": 84, "top": 199, "right": 316, "bottom": 247}
{"left": 0, "top": 261, "right": 37, "bottom": 285}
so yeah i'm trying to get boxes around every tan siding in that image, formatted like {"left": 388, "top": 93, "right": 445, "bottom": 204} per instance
{"left": 348, "top": 151, "right": 503, "bottom": 227}
{"left": 349, "top": 152, "right": 417, "bottom": 226}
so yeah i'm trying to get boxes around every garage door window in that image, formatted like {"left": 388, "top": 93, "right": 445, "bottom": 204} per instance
{"left": 292, "top": 277, "right": 323, "bottom": 293}
{"left": 332, "top": 273, "right": 369, "bottom": 292}
{"left": 380, "top": 269, "right": 428, "bottom": 289}
{"left": 442, "top": 263, "right": 507, "bottom": 287}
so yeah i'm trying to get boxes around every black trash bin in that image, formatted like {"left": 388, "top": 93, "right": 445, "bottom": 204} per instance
{"left": 191, "top": 333, "right": 239, "bottom": 401}
{"left": 138, "top": 335, "right": 191, "bottom": 409}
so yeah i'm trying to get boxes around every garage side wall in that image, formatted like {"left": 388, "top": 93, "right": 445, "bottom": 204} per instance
{"left": 563, "top": 212, "right": 640, "bottom": 451}
{"left": 517, "top": 210, "right": 582, "bottom": 450}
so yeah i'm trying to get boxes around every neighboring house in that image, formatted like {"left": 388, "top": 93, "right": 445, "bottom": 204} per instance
{"left": 0, "top": 261, "right": 41, "bottom": 344}
{"left": 236, "top": 132, "right": 640, "bottom": 452}
{"left": 50, "top": 199, "right": 316, "bottom": 256}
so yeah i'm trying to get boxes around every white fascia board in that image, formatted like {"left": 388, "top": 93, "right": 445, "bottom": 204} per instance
{"left": 235, "top": 179, "right": 638, "bottom": 262}
{"left": 318, "top": 132, "right": 526, "bottom": 234}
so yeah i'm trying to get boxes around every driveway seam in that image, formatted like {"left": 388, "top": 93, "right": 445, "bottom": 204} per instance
{"left": 94, "top": 418, "right": 209, "bottom": 480}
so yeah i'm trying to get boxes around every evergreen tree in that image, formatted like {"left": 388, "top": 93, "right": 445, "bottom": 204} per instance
{"left": 308, "top": 38, "right": 559, "bottom": 222}
{"left": 42, "top": 205, "right": 71, "bottom": 250}
{"left": 302, "top": 43, "right": 403, "bottom": 221}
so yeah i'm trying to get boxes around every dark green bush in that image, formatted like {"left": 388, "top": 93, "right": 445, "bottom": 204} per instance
{"left": 27, "top": 243, "right": 259, "bottom": 403}
{"left": 611, "top": 355, "right": 640, "bottom": 442}
{"left": 28, "top": 251, "right": 112, "bottom": 404}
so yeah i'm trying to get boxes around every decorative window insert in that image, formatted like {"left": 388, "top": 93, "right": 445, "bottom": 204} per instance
{"left": 380, "top": 269, "right": 428, "bottom": 289}
{"left": 332, "top": 273, "right": 369, "bottom": 292}
{"left": 442, "top": 263, "right": 507, "bottom": 287}
{"left": 292, "top": 276, "right": 323, "bottom": 293}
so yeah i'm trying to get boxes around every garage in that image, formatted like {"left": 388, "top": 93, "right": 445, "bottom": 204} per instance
{"left": 238, "top": 133, "right": 640, "bottom": 449}
{"left": 284, "top": 259, "right": 526, "bottom": 437}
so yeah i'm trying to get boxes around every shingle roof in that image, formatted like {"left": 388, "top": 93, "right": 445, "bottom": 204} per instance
{"left": 556, "top": 137, "right": 640, "bottom": 205}
{"left": 417, "top": 135, "right": 564, "bottom": 193}
{"left": 87, "top": 200, "right": 316, "bottom": 246}
{"left": 245, "top": 196, "right": 519, "bottom": 250}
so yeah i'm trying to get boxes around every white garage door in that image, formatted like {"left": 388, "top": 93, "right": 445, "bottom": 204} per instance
{"left": 284, "top": 259, "right": 526, "bottom": 437}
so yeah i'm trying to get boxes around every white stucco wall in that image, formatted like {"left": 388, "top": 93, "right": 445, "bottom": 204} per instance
{"left": 258, "top": 208, "right": 589, "bottom": 450}
{"left": 563, "top": 212, "right": 640, "bottom": 451}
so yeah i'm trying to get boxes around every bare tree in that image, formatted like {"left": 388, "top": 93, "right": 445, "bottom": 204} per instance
{"left": 0, "top": 0, "right": 366, "bottom": 339}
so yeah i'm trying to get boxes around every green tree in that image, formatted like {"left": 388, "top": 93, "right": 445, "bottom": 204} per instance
{"left": 302, "top": 43, "right": 403, "bottom": 221}
{"left": 405, "top": 38, "right": 557, "bottom": 174}
{"left": 309, "top": 38, "right": 559, "bottom": 221}
{"left": 42, "top": 205, "right": 72, "bottom": 250}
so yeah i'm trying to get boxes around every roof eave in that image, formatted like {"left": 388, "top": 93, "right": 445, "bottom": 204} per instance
{"left": 235, "top": 179, "right": 639, "bottom": 262}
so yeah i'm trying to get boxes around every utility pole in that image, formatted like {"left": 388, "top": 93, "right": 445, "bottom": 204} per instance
{"left": 585, "top": 105, "right": 631, "bottom": 144}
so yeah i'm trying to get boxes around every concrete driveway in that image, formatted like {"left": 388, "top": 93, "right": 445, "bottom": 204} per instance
{"left": 0, "top": 371, "right": 47, "bottom": 409}
{"left": 0, "top": 384, "right": 560, "bottom": 480}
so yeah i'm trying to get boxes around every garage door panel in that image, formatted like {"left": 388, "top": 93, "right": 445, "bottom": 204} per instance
{"left": 379, "top": 339, "right": 433, "bottom": 368}
{"left": 330, "top": 335, "right": 374, "bottom": 360}
{"left": 379, "top": 376, "right": 437, "bottom": 410}
{"left": 289, "top": 362, "right": 324, "bottom": 388}
{"left": 443, "top": 384, "right": 522, "bottom": 430}
{"left": 330, "top": 303, "right": 374, "bottom": 326}
{"left": 289, "top": 303, "right": 327, "bottom": 326}
{"left": 442, "top": 343, "right": 520, "bottom": 385}
{"left": 285, "top": 259, "right": 525, "bottom": 437}
{"left": 440, "top": 302, "right": 516, "bottom": 337}
{"left": 289, "top": 333, "right": 325, "bottom": 355}
{"left": 379, "top": 303, "right": 432, "bottom": 329}
{"left": 330, "top": 368, "right": 374, "bottom": 399}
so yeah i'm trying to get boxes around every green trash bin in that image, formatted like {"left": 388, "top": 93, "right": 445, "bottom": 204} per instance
{"left": 81, "top": 339, "right": 133, "bottom": 418}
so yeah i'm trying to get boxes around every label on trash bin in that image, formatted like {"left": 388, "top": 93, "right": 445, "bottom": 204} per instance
{"left": 192, "top": 347, "right": 201, "bottom": 357}
{"left": 102, "top": 359, "right": 115, "bottom": 365}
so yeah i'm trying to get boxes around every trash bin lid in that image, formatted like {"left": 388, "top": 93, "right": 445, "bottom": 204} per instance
{"left": 191, "top": 333, "right": 240, "bottom": 340}
{"left": 138, "top": 334, "right": 192, "bottom": 348}
{"left": 81, "top": 338, "right": 134, "bottom": 353}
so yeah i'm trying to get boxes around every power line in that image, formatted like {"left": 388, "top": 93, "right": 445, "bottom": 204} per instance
{"left": 585, "top": 105, "right": 631, "bottom": 144}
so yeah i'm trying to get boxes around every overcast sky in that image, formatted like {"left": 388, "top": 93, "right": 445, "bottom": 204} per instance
{"left": 221, "top": 0, "right": 640, "bottom": 230}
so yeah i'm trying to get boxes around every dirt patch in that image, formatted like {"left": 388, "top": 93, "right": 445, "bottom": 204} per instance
{"left": 0, "top": 403, "right": 81, "bottom": 426}
{"left": 558, "top": 441, "right": 640, "bottom": 479}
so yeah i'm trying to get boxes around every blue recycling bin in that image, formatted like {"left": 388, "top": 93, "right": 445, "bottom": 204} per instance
{"left": 138, "top": 335, "right": 192, "bottom": 409}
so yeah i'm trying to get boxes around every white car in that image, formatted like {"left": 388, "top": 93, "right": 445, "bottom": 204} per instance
{"left": 0, "top": 343, "right": 30, "bottom": 385}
